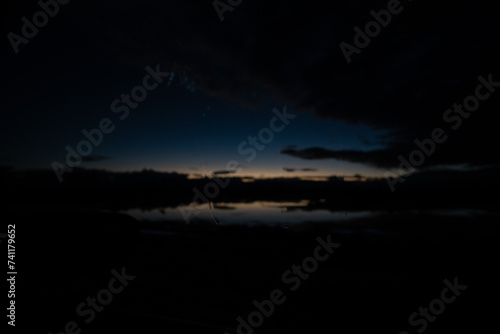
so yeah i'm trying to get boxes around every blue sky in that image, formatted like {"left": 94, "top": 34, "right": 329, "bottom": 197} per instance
{"left": 6, "top": 78, "right": 387, "bottom": 179}
{"left": 2, "top": 0, "right": 498, "bottom": 183}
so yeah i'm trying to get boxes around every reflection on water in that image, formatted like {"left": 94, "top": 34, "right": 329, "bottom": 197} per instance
{"left": 113, "top": 200, "right": 498, "bottom": 226}
{"left": 118, "top": 200, "right": 374, "bottom": 225}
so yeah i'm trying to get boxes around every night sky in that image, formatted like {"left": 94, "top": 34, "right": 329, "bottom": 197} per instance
{"left": 3, "top": 2, "right": 500, "bottom": 332}
{"left": 2, "top": 0, "right": 499, "bottom": 183}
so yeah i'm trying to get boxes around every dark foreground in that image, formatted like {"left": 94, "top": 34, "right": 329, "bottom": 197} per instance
{"left": 9, "top": 211, "right": 500, "bottom": 333}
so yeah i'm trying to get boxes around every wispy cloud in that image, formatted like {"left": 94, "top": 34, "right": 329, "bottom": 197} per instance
{"left": 282, "top": 167, "right": 317, "bottom": 172}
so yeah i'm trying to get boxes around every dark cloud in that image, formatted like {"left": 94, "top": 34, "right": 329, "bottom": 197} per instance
{"left": 282, "top": 147, "right": 398, "bottom": 169}
{"left": 211, "top": 163, "right": 244, "bottom": 176}
{"left": 282, "top": 167, "right": 318, "bottom": 172}
{"left": 282, "top": 140, "right": 500, "bottom": 170}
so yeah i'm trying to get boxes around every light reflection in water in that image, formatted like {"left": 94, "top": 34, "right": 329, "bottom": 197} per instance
{"left": 114, "top": 201, "right": 492, "bottom": 226}
{"left": 118, "top": 200, "right": 373, "bottom": 225}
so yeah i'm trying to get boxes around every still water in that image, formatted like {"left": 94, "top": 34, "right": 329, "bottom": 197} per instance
{"left": 117, "top": 200, "right": 374, "bottom": 225}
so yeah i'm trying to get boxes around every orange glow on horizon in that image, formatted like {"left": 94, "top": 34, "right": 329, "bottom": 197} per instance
{"left": 186, "top": 173, "right": 375, "bottom": 182}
